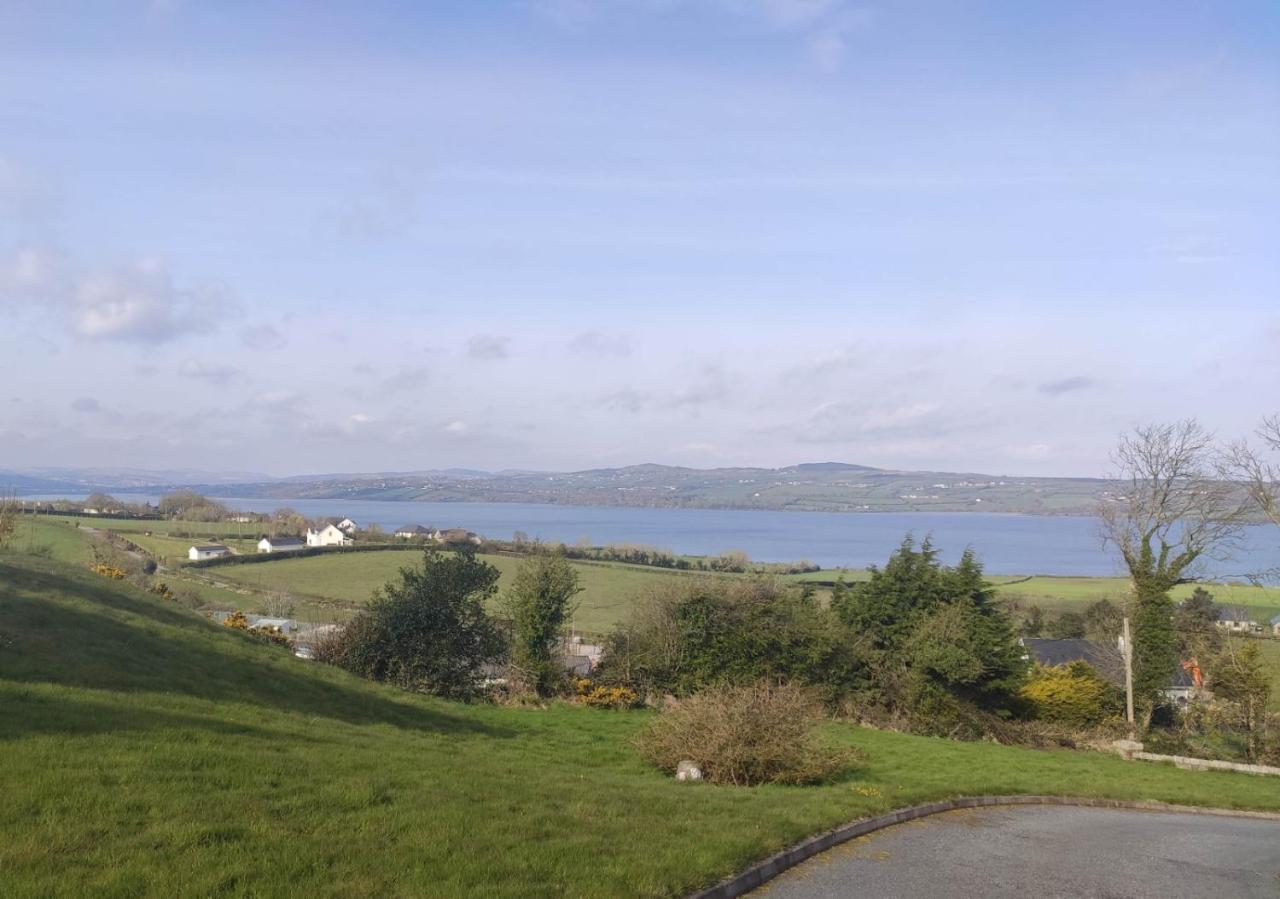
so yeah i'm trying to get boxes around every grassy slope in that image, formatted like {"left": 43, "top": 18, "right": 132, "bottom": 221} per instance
{"left": 3, "top": 553, "right": 1280, "bottom": 898}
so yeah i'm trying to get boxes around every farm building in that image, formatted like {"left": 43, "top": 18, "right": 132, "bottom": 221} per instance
{"left": 257, "top": 536, "right": 304, "bottom": 553}
{"left": 306, "top": 524, "right": 352, "bottom": 547}
{"left": 188, "top": 544, "right": 231, "bottom": 561}
{"left": 434, "top": 527, "right": 481, "bottom": 545}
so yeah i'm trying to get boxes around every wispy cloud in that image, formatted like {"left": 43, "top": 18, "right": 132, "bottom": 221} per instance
{"left": 467, "top": 334, "right": 510, "bottom": 360}
{"left": 1038, "top": 376, "right": 1097, "bottom": 396}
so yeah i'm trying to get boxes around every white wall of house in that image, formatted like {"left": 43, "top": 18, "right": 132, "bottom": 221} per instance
{"left": 307, "top": 525, "right": 352, "bottom": 547}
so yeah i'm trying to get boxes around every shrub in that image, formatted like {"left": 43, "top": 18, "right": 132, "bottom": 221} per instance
{"left": 150, "top": 582, "right": 175, "bottom": 601}
{"left": 223, "top": 610, "right": 250, "bottom": 630}
{"left": 574, "top": 680, "right": 639, "bottom": 710}
{"left": 635, "top": 681, "right": 863, "bottom": 786}
{"left": 90, "top": 563, "right": 126, "bottom": 580}
{"left": 321, "top": 549, "right": 505, "bottom": 701}
{"left": 1019, "top": 662, "right": 1120, "bottom": 727}
{"left": 596, "top": 578, "right": 856, "bottom": 700}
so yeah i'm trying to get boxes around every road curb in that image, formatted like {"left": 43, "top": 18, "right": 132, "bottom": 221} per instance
{"left": 687, "top": 795, "right": 1280, "bottom": 899}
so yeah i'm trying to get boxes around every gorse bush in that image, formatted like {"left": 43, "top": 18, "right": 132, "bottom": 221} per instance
{"left": 636, "top": 681, "right": 863, "bottom": 786}
{"left": 574, "top": 679, "right": 639, "bottom": 709}
{"left": 1020, "top": 662, "right": 1120, "bottom": 727}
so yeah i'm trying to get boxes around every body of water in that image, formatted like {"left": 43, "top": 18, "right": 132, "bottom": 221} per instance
{"left": 27, "top": 494, "right": 1280, "bottom": 578}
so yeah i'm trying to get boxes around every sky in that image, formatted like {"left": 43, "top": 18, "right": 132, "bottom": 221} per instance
{"left": 0, "top": 1, "right": 1277, "bottom": 478}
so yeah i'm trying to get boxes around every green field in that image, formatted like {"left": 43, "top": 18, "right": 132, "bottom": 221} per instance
{"left": 994, "top": 576, "right": 1280, "bottom": 621}
{"left": 3, "top": 551, "right": 1279, "bottom": 898}
{"left": 213, "top": 550, "right": 722, "bottom": 635}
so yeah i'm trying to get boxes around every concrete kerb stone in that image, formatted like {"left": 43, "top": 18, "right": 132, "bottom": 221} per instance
{"left": 686, "top": 795, "right": 1280, "bottom": 899}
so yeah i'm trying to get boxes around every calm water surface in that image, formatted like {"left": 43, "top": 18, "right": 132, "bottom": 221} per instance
{"left": 51, "top": 495, "right": 1280, "bottom": 578}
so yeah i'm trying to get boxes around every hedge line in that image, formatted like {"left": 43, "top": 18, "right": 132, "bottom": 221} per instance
{"left": 185, "top": 543, "right": 423, "bottom": 569}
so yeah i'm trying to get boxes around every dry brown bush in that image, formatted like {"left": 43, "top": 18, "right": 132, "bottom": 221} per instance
{"left": 635, "top": 681, "right": 863, "bottom": 786}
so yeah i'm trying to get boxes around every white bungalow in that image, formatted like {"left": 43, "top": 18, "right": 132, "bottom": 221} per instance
{"left": 395, "top": 524, "right": 433, "bottom": 539}
{"left": 307, "top": 524, "right": 353, "bottom": 547}
{"left": 1215, "top": 606, "right": 1259, "bottom": 634}
{"left": 257, "top": 536, "right": 304, "bottom": 554}
{"left": 188, "top": 544, "right": 230, "bottom": 561}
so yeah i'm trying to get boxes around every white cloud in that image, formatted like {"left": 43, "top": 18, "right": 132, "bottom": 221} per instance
{"left": 444, "top": 419, "right": 469, "bottom": 433}
{"left": 0, "top": 246, "right": 66, "bottom": 304}
{"left": 72, "top": 258, "right": 235, "bottom": 343}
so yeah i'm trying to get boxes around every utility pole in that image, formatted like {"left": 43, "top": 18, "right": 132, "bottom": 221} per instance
{"left": 1121, "top": 616, "right": 1135, "bottom": 734}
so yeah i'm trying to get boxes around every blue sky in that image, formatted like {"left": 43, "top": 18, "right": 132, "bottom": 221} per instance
{"left": 0, "top": 1, "right": 1276, "bottom": 477}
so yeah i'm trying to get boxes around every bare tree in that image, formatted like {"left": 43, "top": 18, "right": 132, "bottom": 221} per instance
{"left": 1225, "top": 416, "right": 1280, "bottom": 580}
{"left": 1099, "top": 420, "right": 1248, "bottom": 720}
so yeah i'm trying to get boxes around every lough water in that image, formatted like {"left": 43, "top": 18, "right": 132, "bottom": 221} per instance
{"left": 41, "top": 494, "right": 1280, "bottom": 578}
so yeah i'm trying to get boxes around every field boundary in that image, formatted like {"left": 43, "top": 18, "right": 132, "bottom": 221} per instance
{"left": 687, "top": 794, "right": 1280, "bottom": 899}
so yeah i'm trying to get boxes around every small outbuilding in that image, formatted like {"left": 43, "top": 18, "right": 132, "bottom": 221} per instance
{"left": 188, "top": 544, "right": 230, "bottom": 561}
{"left": 257, "top": 536, "right": 304, "bottom": 554}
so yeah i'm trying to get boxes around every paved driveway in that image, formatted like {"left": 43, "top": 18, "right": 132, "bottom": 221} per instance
{"left": 750, "top": 805, "right": 1280, "bottom": 899}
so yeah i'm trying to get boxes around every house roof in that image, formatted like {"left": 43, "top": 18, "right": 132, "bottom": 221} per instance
{"left": 192, "top": 544, "right": 228, "bottom": 552}
{"left": 263, "top": 536, "right": 303, "bottom": 545}
{"left": 1216, "top": 605, "right": 1254, "bottom": 622}
{"left": 1022, "top": 638, "right": 1194, "bottom": 689}
{"left": 1270, "top": 613, "right": 1280, "bottom": 626}
{"left": 396, "top": 524, "right": 431, "bottom": 533}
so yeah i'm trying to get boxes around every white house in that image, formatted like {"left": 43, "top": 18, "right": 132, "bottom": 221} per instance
{"left": 336, "top": 518, "right": 359, "bottom": 535}
{"left": 258, "top": 536, "right": 304, "bottom": 553}
{"left": 395, "top": 524, "right": 433, "bottom": 539}
{"left": 1215, "top": 606, "right": 1258, "bottom": 634}
{"left": 188, "top": 544, "right": 231, "bottom": 561}
{"left": 307, "top": 524, "right": 352, "bottom": 547}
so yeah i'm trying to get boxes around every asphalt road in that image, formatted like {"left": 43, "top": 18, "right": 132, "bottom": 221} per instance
{"left": 750, "top": 805, "right": 1280, "bottom": 899}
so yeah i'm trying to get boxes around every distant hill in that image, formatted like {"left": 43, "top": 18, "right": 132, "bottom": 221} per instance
{"left": 190, "top": 462, "right": 1118, "bottom": 516}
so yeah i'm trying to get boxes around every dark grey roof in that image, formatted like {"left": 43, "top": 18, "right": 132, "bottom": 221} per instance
{"left": 1216, "top": 605, "right": 1254, "bottom": 622}
{"left": 1022, "top": 638, "right": 1194, "bottom": 690}
{"left": 192, "top": 544, "right": 228, "bottom": 552}
{"left": 1271, "top": 613, "right": 1280, "bottom": 626}
{"left": 396, "top": 524, "right": 431, "bottom": 533}
{"left": 1023, "top": 638, "right": 1124, "bottom": 685}
{"left": 265, "top": 536, "right": 303, "bottom": 545}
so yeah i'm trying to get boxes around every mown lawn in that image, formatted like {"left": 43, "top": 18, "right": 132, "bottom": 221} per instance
{"left": 2, "top": 553, "right": 1279, "bottom": 898}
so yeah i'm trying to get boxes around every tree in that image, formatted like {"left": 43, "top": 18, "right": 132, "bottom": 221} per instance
{"left": 1082, "top": 599, "right": 1124, "bottom": 643}
{"left": 84, "top": 492, "right": 121, "bottom": 510}
{"left": 1227, "top": 415, "right": 1280, "bottom": 581}
{"left": 833, "top": 537, "right": 1026, "bottom": 715}
{"left": 1047, "top": 611, "right": 1086, "bottom": 639}
{"left": 1209, "top": 638, "right": 1271, "bottom": 761}
{"left": 501, "top": 552, "right": 582, "bottom": 697}
{"left": 323, "top": 548, "right": 504, "bottom": 700}
{"left": 1099, "top": 420, "right": 1246, "bottom": 721}
{"left": 1020, "top": 605, "right": 1046, "bottom": 637}
{"left": 158, "top": 490, "right": 227, "bottom": 522}
{"left": 1175, "top": 586, "right": 1221, "bottom": 657}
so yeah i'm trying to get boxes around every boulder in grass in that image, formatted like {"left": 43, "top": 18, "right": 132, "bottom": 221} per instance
{"left": 676, "top": 760, "right": 703, "bottom": 782}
